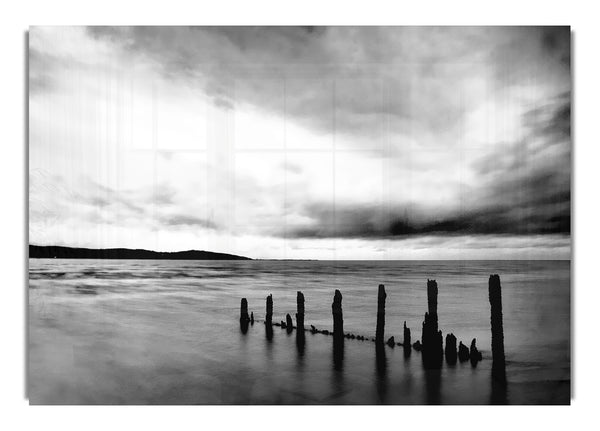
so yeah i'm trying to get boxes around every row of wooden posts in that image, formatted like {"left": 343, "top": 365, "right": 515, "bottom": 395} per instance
{"left": 240, "top": 274, "right": 506, "bottom": 382}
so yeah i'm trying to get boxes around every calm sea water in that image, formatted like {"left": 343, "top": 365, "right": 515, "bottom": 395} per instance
{"left": 28, "top": 259, "right": 570, "bottom": 404}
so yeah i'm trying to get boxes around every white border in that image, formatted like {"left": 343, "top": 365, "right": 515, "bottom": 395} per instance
{"left": 2, "top": 1, "right": 599, "bottom": 429}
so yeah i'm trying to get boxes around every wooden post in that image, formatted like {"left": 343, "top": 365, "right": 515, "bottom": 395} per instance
{"left": 376, "top": 284, "right": 386, "bottom": 345}
{"left": 332, "top": 290, "right": 344, "bottom": 370}
{"left": 296, "top": 291, "right": 306, "bottom": 351}
{"left": 403, "top": 321, "right": 412, "bottom": 357}
{"left": 332, "top": 289, "right": 344, "bottom": 340}
{"left": 403, "top": 321, "right": 411, "bottom": 347}
{"left": 296, "top": 291, "right": 305, "bottom": 332}
{"left": 470, "top": 338, "right": 483, "bottom": 366}
{"left": 286, "top": 313, "right": 294, "bottom": 333}
{"left": 240, "top": 298, "right": 250, "bottom": 322}
{"left": 489, "top": 274, "right": 506, "bottom": 382}
{"left": 445, "top": 333, "right": 457, "bottom": 365}
{"left": 458, "top": 341, "right": 469, "bottom": 362}
{"left": 427, "top": 279, "right": 438, "bottom": 317}
{"left": 422, "top": 279, "right": 443, "bottom": 369}
{"left": 240, "top": 298, "right": 250, "bottom": 334}
{"left": 265, "top": 294, "right": 273, "bottom": 326}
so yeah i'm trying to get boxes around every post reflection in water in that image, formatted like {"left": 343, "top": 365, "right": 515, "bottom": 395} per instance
{"left": 375, "top": 343, "right": 388, "bottom": 403}
{"left": 333, "top": 337, "right": 344, "bottom": 371}
{"left": 240, "top": 319, "right": 249, "bottom": 334}
{"left": 293, "top": 330, "right": 307, "bottom": 399}
{"left": 402, "top": 345, "right": 414, "bottom": 395}
{"left": 265, "top": 323, "right": 273, "bottom": 342}
{"left": 375, "top": 343, "right": 387, "bottom": 377}
{"left": 329, "top": 337, "right": 345, "bottom": 403}
{"left": 424, "top": 368, "right": 442, "bottom": 405}
{"left": 490, "top": 375, "right": 509, "bottom": 405}
{"left": 296, "top": 331, "right": 306, "bottom": 359}
{"left": 403, "top": 344, "right": 411, "bottom": 359}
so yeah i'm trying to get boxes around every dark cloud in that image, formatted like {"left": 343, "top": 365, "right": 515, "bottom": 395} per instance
{"left": 84, "top": 182, "right": 218, "bottom": 230}
{"left": 540, "top": 26, "right": 571, "bottom": 66}
{"left": 31, "top": 174, "right": 219, "bottom": 232}
{"left": 151, "top": 183, "right": 177, "bottom": 206}
{"left": 82, "top": 181, "right": 146, "bottom": 215}
{"left": 28, "top": 48, "right": 59, "bottom": 94}
{"left": 88, "top": 196, "right": 111, "bottom": 207}
{"left": 213, "top": 96, "right": 234, "bottom": 110}
{"left": 474, "top": 91, "right": 570, "bottom": 230}
{"left": 29, "top": 28, "right": 101, "bottom": 95}
{"left": 283, "top": 198, "right": 568, "bottom": 240}
{"left": 284, "top": 95, "right": 570, "bottom": 239}
{"left": 157, "top": 214, "right": 217, "bottom": 229}
{"left": 85, "top": 27, "right": 571, "bottom": 146}
{"left": 522, "top": 91, "right": 571, "bottom": 141}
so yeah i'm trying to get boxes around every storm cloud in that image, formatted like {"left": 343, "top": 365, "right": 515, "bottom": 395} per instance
{"left": 284, "top": 93, "right": 571, "bottom": 239}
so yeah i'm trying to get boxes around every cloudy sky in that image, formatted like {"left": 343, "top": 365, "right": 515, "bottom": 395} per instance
{"left": 29, "top": 26, "right": 570, "bottom": 259}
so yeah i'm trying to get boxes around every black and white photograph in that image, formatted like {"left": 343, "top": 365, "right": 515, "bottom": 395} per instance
{"left": 26, "top": 25, "right": 573, "bottom": 406}
{"left": 7, "top": 0, "right": 600, "bottom": 426}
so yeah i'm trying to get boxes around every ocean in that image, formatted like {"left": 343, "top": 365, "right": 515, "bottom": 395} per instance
{"left": 28, "top": 259, "right": 570, "bottom": 404}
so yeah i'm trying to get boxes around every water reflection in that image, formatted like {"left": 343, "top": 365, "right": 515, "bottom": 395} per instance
{"left": 330, "top": 337, "right": 345, "bottom": 404}
{"left": 375, "top": 343, "right": 388, "bottom": 403}
{"left": 240, "top": 318, "right": 249, "bottom": 334}
{"left": 402, "top": 345, "right": 414, "bottom": 395}
{"left": 424, "top": 368, "right": 442, "bottom": 405}
{"left": 375, "top": 343, "right": 387, "bottom": 377}
{"left": 490, "top": 374, "right": 509, "bottom": 405}
{"left": 265, "top": 323, "right": 273, "bottom": 342}
{"left": 333, "top": 337, "right": 344, "bottom": 371}
{"left": 296, "top": 331, "right": 306, "bottom": 358}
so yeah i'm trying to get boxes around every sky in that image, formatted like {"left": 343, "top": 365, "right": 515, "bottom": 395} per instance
{"left": 29, "top": 26, "right": 571, "bottom": 259}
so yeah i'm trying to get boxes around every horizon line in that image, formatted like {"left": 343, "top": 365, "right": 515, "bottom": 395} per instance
{"left": 28, "top": 244, "right": 570, "bottom": 261}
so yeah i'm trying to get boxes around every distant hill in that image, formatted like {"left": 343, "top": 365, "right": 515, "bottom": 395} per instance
{"left": 29, "top": 245, "right": 251, "bottom": 260}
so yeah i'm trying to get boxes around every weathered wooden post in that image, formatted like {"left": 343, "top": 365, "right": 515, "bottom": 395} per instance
{"left": 445, "top": 333, "right": 457, "bottom": 365}
{"left": 296, "top": 291, "right": 306, "bottom": 352}
{"left": 333, "top": 335, "right": 344, "bottom": 371}
{"left": 403, "top": 321, "right": 411, "bottom": 347}
{"left": 240, "top": 298, "right": 250, "bottom": 322}
{"left": 403, "top": 321, "right": 412, "bottom": 357}
{"left": 265, "top": 294, "right": 273, "bottom": 340}
{"left": 376, "top": 342, "right": 387, "bottom": 377}
{"left": 386, "top": 336, "right": 395, "bottom": 347}
{"left": 332, "top": 289, "right": 344, "bottom": 340}
{"left": 489, "top": 274, "right": 506, "bottom": 382}
{"left": 332, "top": 290, "right": 344, "bottom": 370}
{"left": 458, "top": 341, "right": 470, "bottom": 362}
{"left": 296, "top": 291, "right": 305, "bottom": 332}
{"left": 265, "top": 294, "right": 273, "bottom": 326}
{"left": 427, "top": 279, "right": 438, "bottom": 317}
{"left": 286, "top": 313, "right": 294, "bottom": 333}
{"left": 470, "top": 338, "right": 483, "bottom": 366}
{"left": 376, "top": 284, "right": 386, "bottom": 345}
{"left": 240, "top": 298, "right": 250, "bottom": 333}
{"left": 422, "top": 279, "right": 443, "bottom": 369}
{"left": 250, "top": 312, "right": 254, "bottom": 325}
